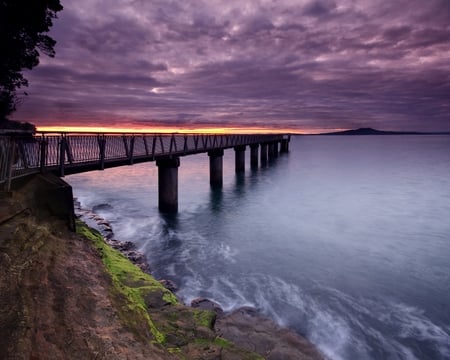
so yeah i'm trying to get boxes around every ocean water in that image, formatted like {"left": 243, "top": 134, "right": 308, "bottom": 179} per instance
{"left": 67, "top": 135, "right": 450, "bottom": 360}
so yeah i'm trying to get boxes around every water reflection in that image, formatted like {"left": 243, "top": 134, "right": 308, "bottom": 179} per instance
{"left": 66, "top": 136, "right": 450, "bottom": 360}
{"left": 209, "top": 187, "right": 223, "bottom": 213}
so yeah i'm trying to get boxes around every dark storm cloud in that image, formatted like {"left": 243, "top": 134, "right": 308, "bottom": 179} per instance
{"left": 14, "top": 0, "right": 450, "bottom": 132}
{"left": 31, "top": 65, "right": 165, "bottom": 88}
{"left": 302, "top": 0, "right": 337, "bottom": 17}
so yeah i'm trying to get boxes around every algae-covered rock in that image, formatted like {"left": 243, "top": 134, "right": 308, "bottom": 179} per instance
{"left": 77, "top": 221, "right": 264, "bottom": 359}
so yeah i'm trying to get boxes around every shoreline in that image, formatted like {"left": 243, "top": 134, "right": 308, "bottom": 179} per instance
{"left": 73, "top": 198, "right": 325, "bottom": 359}
{"left": 1, "top": 173, "right": 324, "bottom": 359}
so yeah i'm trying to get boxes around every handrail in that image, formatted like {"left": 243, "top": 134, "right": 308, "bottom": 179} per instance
{"left": 0, "top": 132, "right": 290, "bottom": 190}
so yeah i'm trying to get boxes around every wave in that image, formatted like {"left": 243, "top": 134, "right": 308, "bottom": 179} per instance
{"left": 172, "top": 267, "right": 450, "bottom": 360}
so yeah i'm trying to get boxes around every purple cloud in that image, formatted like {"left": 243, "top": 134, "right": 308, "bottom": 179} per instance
{"left": 13, "top": 0, "right": 450, "bottom": 132}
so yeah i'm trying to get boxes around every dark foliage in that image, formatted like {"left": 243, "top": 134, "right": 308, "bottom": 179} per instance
{"left": 0, "top": 0, "right": 63, "bottom": 123}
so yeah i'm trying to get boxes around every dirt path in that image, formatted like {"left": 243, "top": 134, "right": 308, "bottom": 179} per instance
{"left": 0, "top": 210, "right": 172, "bottom": 359}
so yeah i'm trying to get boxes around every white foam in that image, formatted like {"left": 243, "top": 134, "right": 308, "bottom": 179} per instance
{"left": 305, "top": 287, "right": 450, "bottom": 359}
{"left": 217, "top": 243, "right": 237, "bottom": 263}
{"left": 389, "top": 302, "right": 450, "bottom": 358}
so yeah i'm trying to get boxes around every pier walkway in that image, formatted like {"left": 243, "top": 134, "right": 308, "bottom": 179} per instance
{"left": 1, "top": 132, "right": 290, "bottom": 212}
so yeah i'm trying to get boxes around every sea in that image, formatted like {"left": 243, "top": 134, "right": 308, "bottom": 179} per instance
{"left": 66, "top": 135, "right": 450, "bottom": 360}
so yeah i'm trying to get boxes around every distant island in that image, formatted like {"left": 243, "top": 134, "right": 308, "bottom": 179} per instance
{"left": 316, "top": 127, "right": 450, "bottom": 135}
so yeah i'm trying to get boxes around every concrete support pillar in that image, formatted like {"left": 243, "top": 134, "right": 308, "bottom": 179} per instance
{"left": 208, "top": 149, "right": 224, "bottom": 188}
{"left": 273, "top": 142, "right": 279, "bottom": 158}
{"left": 250, "top": 144, "right": 259, "bottom": 169}
{"left": 268, "top": 143, "right": 275, "bottom": 160}
{"left": 280, "top": 138, "right": 290, "bottom": 153}
{"left": 260, "top": 143, "right": 268, "bottom": 165}
{"left": 156, "top": 157, "right": 180, "bottom": 213}
{"left": 234, "top": 145, "right": 246, "bottom": 173}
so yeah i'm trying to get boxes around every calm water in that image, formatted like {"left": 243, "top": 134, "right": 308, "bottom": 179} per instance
{"left": 67, "top": 136, "right": 450, "bottom": 360}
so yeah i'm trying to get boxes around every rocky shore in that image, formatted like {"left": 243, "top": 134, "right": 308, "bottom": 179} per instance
{"left": 0, "top": 174, "right": 324, "bottom": 359}
{"left": 73, "top": 199, "right": 325, "bottom": 360}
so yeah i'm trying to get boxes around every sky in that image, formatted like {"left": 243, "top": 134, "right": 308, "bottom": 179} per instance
{"left": 14, "top": 0, "right": 450, "bottom": 133}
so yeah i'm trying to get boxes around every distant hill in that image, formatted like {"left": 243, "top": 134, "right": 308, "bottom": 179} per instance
{"left": 318, "top": 127, "right": 449, "bottom": 135}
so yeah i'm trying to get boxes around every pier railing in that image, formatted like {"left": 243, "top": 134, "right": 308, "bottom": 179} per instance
{"left": 0, "top": 132, "right": 289, "bottom": 191}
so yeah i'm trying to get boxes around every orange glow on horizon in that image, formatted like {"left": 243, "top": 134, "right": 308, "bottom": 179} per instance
{"left": 37, "top": 125, "right": 307, "bottom": 134}
{"left": 36, "top": 125, "right": 343, "bottom": 135}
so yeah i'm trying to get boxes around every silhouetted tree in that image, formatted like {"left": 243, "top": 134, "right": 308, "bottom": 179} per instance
{"left": 0, "top": 0, "right": 63, "bottom": 125}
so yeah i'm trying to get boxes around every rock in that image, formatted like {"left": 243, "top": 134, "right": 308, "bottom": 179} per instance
{"left": 102, "top": 226, "right": 113, "bottom": 232}
{"left": 191, "top": 298, "right": 224, "bottom": 317}
{"left": 136, "top": 262, "right": 151, "bottom": 274}
{"left": 159, "top": 279, "right": 178, "bottom": 292}
{"left": 215, "top": 307, "right": 324, "bottom": 360}
{"left": 111, "top": 240, "right": 135, "bottom": 251}
{"left": 124, "top": 250, "right": 145, "bottom": 263}
{"left": 97, "top": 220, "right": 110, "bottom": 226}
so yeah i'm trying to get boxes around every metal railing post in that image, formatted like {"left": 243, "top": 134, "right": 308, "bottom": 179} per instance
{"left": 18, "top": 141, "right": 29, "bottom": 169}
{"left": 98, "top": 135, "right": 106, "bottom": 170}
{"left": 129, "top": 135, "right": 135, "bottom": 164}
{"left": 59, "top": 135, "right": 67, "bottom": 177}
{"left": 5, "top": 137, "right": 16, "bottom": 192}
{"left": 169, "top": 134, "right": 176, "bottom": 153}
{"left": 194, "top": 135, "right": 199, "bottom": 150}
{"left": 183, "top": 135, "right": 188, "bottom": 154}
{"left": 143, "top": 135, "right": 149, "bottom": 156}
{"left": 151, "top": 135, "right": 157, "bottom": 157}
{"left": 39, "top": 136, "right": 48, "bottom": 173}
{"left": 122, "top": 135, "right": 129, "bottom": 158}
{"left": 159, "top": 135, "right": 165, "bottom": 154}
{"left": 65, "top": 136, "right": 74, "bottom": 163}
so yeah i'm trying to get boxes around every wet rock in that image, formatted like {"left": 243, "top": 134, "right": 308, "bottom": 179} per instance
{"left": 124, "top": 250, "right": 145, "bottom": 264}
{"left": 111, "top": 240, "right": 135, "bottom": 251}
{"left": 191, "top": 298, "right": 224, "bottom": 317}
{"left": 159, "top": 279, "right": 178, "bottom": 292}
{"left": 97, "top": 220, "right": 110, "bottom": 226}
{"left": 136, "top": 262, "right": 151, "bottom": 274}
{"left": 215, "top": 307, "right": 324, "bottom": 360}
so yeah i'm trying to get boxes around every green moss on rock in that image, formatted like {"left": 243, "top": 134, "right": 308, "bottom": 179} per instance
{"left": 76, "top": 221, "right": 169, "bottom": 344}
{"left": 76, "top": 220, "right": 265, "bottom": 359}
{"left": 192, "top": 309, "right": 216, "bottom": 328}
